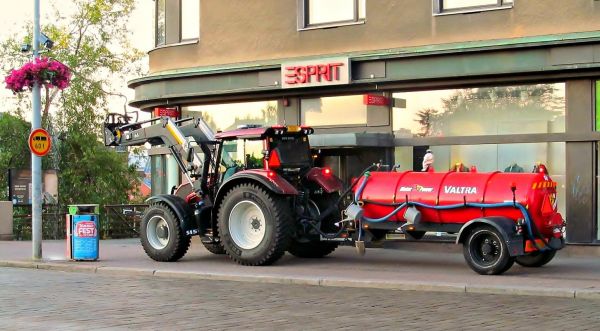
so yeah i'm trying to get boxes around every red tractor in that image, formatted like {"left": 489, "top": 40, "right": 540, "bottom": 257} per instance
{"left": 104, "top": 116, "right": 344, "bottom": 266}
{"left": 104, "top": 115, "right": 565, "bottom": 275}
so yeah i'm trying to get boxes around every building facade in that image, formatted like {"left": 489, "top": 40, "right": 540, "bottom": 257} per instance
{"left": 130, "top": 0, "right": 600, "bottom": 244}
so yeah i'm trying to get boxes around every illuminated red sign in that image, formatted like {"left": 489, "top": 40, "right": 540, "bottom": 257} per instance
{"left": 154, "top": 107, "right": 180, "bottom": 118}
{"left": 363, "top": 94, "right": 389, "bottom": 106}
{"left": 281, "top": 58, "right": 349, "bottom": 89}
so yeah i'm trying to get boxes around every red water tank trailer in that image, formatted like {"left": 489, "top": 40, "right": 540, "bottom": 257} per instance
{"left": 349, "top": 165, "right": 565, "bottom": 275}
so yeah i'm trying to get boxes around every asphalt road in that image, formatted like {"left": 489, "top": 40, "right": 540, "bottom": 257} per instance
{"left": 0, "top": 267, "right": 598, "bottom": 330}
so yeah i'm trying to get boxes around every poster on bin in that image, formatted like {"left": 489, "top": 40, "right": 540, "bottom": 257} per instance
{"left": 72, "top": 215, "right": 99, "bottom": 260}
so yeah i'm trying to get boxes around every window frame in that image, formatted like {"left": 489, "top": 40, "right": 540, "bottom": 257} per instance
{"left": 433, "top": 0, "right": 514, "bottom": 16}
{"left": 297, "top": 0, "right": 366, "bottom": 31}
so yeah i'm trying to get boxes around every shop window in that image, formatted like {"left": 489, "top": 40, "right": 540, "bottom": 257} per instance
{"left": 181, "top": 0, "right": 199, "bottom": 41}
{"left": 393, "top": 83, "right": 565, "bottom": 138}
{"left": 434, "top": 0, "right": 513, "bottom": 14}
{"left": 301, "top": 95, "right": 367, "bottom": 127}
{"left": 155, "top": 0, "right": 166, "bottom": 46}
{"left": 299, "top": 0, "right": 366, "bottom": 29}
{"left": 395, "top": 142, "right": 566, "bottom": 215}
{"left": 182, "top": 101, "right": 278, "bottom": 133}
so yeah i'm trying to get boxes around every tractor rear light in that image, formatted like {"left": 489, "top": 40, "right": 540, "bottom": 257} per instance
{"left": 322, "top": 167, "right": 332, "bottom": 176}
{"left": 268, "top": 149, "right": 281, "bottom": 169}
{"left": 267, "top": 170, "right": 276, "bottom": 179}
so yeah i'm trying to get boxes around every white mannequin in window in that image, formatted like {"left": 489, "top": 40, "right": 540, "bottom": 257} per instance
{"left": 422, "top": 149, "right": 434, "bottom": 172}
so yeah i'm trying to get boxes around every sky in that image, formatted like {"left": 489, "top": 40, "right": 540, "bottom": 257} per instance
{"left": 0, "top": 0, "right": 154, "bottom": 116}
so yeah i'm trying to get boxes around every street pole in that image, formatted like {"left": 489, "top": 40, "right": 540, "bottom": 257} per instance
{"left": 31, "top": 0, "right": 42, "bottom": 260}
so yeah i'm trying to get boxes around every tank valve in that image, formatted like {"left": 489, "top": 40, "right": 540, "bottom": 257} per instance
{"left": 355, "top": 240, "right": 366, "bottom": 256}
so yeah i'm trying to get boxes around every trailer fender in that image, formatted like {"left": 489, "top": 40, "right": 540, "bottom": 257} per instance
{"left": 456, "top": 217, "right": 524, "bottom": 257}
{"left": 146, "top": 195, "right": 199, "bottom": 236}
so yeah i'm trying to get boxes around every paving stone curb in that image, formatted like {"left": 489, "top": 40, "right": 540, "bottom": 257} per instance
{"left": 1, "top": 260, "right": 599, "bottom": 300}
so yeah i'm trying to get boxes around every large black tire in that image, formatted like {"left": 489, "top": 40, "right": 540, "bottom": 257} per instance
{"left": 218, "top": 183, "right": 293, "bottom": 266}
{"left": 463, "top": 225, "right": 515, "bottom": 275}
{"left": 288, "top": 193, "right": 339, "bottom": 258}
{"left": 140, "top": 203, "right": 191, "bottom": 262}
{"left": 515, "top": 250, "right": 557, "bottom": 267}
{"left": 201, "top": 239, "right": 226, "bottom": 255}
{"left": 288, "top": 241, "right": 338, "bottom": 258}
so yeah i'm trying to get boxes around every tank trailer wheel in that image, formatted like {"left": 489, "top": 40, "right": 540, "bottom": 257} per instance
{"left": 140, "top": 203, "right": 191, "bottom": 262}
{"left": 218, "top": 183, "right": 293, "bottom": 266}
{"left": 463, "top": 225, "right": 515, "bottom": 275}
{"left": 515, "top": 249, "right": 557, "bottom": 267}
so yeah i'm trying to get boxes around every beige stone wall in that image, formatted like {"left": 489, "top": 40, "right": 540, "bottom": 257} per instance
{"left": 149, "top": 0, "right": 600, "bottom": 73}
{"left": 0, "top": 202, "right": 13, "bottom": 240}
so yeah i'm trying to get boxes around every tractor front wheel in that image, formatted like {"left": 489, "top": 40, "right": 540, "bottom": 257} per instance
{"left": 140, "top": 203, "right": 191, "bottom": 262}
{"left": 463, "top": 225, "right": 514, "bottom": 275}
{"left": 218, "top": 183, "right": 293, "bottom": 266}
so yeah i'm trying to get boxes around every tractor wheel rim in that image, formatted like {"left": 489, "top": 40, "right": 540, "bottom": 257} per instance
{"left": 147, "top": 215, "right": 170, "bottom": 250}
{"left": 229, "top": 200, "right": 266, "bottom": 250}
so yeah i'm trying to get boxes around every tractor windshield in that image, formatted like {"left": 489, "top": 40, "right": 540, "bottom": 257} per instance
{"left": 270, "top": 135, "right": 312, "bottom": 168}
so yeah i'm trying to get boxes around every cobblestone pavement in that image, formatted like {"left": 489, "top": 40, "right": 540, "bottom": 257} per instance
{"left": 0, "top": 268, "right": 599, "bottom": 330}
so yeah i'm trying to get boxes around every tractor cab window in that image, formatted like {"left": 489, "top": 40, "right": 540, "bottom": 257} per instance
{"left": 222, "top": 139, "right": 264, "bottom": 170}
{"left": 269, "top": 135, "right": 312, "bottom": 168}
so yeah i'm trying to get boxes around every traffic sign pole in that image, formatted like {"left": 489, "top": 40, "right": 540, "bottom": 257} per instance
{"left": 32, "top": 0, "right": 42, "bottom": 260}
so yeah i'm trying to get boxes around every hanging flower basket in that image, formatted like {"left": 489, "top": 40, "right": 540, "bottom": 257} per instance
{"left": 4, "top": 57, "right": 71, "bottom": 93}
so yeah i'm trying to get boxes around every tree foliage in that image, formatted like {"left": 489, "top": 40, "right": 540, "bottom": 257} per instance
{"left": 0, "top": 0, "right": 144, "bottom": 207}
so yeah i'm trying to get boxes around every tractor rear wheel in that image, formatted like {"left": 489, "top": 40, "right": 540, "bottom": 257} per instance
{"left": 218, "top": 183, "right": 293, "bottom": 266}
{"left": 140, "top": 203, "right": 191, "bottom": 262}
{"left": 463, "top": 225, "right": 515, "bottom": 275}
{"left": 201, "top": 238, "right": 226, "bottom": 255}
{"left": 288, "top": 241, "right": 338, "bottom": 258}
{"left": 515, "top": 250, "right": 556, "bottom": 267}
{"left": 288, "top": 194, "right": 340, "bottom": 258}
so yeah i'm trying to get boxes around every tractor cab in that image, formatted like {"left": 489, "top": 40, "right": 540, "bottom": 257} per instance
{"left": 215, "top": 125, "right": 315, "bottom": 181}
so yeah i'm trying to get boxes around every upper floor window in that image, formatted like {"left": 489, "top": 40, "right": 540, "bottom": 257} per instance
{"left": 181, "top": 0, "right": 199, "bottom": 41}
{"left": 434, "top": 0, "right": 513, "bottom": 15}
{"left": 298, "top": 0, "right": 366, "bottom": 30}
{"left": 155, "top": 0, "right": 199, "bottom": 47}
{"left": 156, "top": 0, "right": 166, "bottom": 46}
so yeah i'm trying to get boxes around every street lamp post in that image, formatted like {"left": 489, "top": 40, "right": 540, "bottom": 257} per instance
{"left": 31, "top": 0, "right": 43, "bottom": 260}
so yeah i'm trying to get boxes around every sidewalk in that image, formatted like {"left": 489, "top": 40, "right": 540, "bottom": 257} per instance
{"left": 1, "top": 238, "right": 599, "bottom": 300}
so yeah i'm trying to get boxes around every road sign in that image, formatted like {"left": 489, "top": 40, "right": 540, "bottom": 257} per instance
{"left": 28, "top": 128, "right": 51, "bottom": 157}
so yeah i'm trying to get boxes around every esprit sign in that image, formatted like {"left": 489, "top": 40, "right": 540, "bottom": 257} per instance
{"left": 281, "top": 58, "right": 350, "bottom": 89}
{"left": 154, "top": 107, "right": 180, "bottom": 118}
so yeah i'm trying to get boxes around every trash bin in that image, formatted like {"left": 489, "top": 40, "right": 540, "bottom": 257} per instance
{"left": 66, "top": 204, "right": 100, "bottom": 261}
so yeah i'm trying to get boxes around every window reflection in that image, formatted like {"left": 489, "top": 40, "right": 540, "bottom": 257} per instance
{"left": 393, "top": 84, "right": 565, "bottom": 138}
{"left": 395, "top": 142, "right": 566, "bottom": 215}
{"left": 301, "top": 95, "right": 367, "bottom": 126}
{"left": 182, "top": 101, "right": 278, "bottom": 132}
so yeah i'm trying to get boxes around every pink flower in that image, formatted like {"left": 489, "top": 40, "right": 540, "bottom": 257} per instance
{"left": 4, "top": 57, "right": 71, "bottom": 93}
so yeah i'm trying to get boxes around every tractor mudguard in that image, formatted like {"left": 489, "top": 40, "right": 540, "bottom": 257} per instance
{"left": 304, "top": 167, "right": 343, "bottom": 193}
{"left": 456, "top": 217, "right": 524, "bottom": 257}
{"left": 146, "top": 194, "right": 199, "bottom": 236}
{"left": 219, "top": 170, "right": 299, "bottom": 196}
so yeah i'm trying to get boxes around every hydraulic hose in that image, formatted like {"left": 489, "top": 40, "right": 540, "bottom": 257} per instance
{"left": 317, "top": 164, "right": 378, "bottom": 222}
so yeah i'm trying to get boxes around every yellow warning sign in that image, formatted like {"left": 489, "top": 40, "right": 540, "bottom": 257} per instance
{"left": 28, "top": 128, "right": 52, "bottom": 157}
